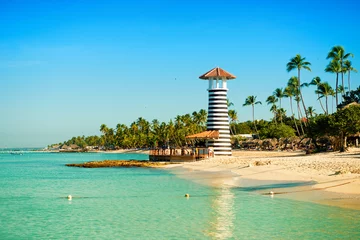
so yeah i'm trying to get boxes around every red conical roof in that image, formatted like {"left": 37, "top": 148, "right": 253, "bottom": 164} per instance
{"left": 199, "top": 67, "right": 236, "bottom": 80}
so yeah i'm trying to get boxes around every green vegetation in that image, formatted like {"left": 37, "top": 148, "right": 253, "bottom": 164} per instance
{"left": 259, "top": 123, "right": 296, "bottom": 139}
{"left": 50, "top": 45, "right": 359, "bottom": 153}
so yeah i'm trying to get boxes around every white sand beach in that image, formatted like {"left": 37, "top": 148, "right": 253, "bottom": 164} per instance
{"left": 166, "top": 148, "right": 360, "bottom": 210}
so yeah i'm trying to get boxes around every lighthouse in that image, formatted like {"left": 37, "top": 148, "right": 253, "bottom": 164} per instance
{"left": 199, "top": 67, "right": 236, "bottom": 156}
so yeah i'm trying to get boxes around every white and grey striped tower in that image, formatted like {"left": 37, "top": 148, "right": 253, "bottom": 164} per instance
{"left": 199, "top": 67, "right": 236, "bottom": 156}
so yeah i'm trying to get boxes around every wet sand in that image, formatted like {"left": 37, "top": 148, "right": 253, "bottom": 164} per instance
{"left": 165, "top": 148, "right": 360, "bottom": 210}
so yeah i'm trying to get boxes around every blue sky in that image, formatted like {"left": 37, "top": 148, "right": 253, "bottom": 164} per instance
{"left": 1, "top": 0, "right": 359, "bottom": 148}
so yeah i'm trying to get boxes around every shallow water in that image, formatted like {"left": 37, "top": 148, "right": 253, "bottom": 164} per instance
{"left": 0, "top": 152, "right": 359, "bottom": 239}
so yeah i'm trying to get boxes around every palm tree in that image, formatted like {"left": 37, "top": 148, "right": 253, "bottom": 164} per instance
{"left": 308, "top": 76, "right": 326, "bottom": 114}
{"left": 227, "top": 99, "right": 234, "bottom": 108}
{"left": 326, "top": 46, "right": 354, "bottom": 94}
{"left": 266, "top": 95, "right": 278, "bottom": 124}
{"left": 100, "top": 124, "right": 108, "bottom": 135}
{"left": 276, "top": 108, "right": 286, "bottom": 123}
{"left": 243, "top": 96, "right": 262, "bottom": 133}
{"left": 192, "top": 109, "right": 207, "bottom": 132}
{"left": 294, "top": 95, "right": 305, "bottom": 135}
{"left": 273, "top": 88, "right": 284, "bottom": 123}
{"left": 307, "top": 106, "right": 315, "bottom": 118}
{"left": 325, "top": 60, "right": 342, "bottom": 107}
{"left": 315, "top": 82, "right": 333, "bottom": 115}
{"left": 343, "top": 60, "right": 357, "bottom": 91}
{"left": 228, "top": 109, "right": 238, "bottom": 135}
{"left": 286, "top": 54, "right": 311, "bottom": 119}
{"left": 284, "top": 85, "right": 300, "bottom": 136}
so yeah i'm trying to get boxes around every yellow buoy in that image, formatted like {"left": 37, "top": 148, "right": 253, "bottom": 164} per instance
{"left": 185, "top": 194, "right": 190, "bottom": 198}
{"left": 67, "top": 195, "right": 72, "bottom": 200}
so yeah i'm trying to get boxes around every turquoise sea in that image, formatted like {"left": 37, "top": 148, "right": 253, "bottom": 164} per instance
{"left": 0, "top": 152, "right": 359, "bottom": 239}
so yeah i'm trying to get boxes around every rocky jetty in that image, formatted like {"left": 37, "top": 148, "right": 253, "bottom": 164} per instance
{"left": 66, "top": 160, "right": 168, "bottom": 168}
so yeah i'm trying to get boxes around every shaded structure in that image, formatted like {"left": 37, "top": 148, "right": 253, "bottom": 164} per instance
{"left": 199, "top": 67, "right": 236, "bottom": 156}
{"left": 149, "top": 147, "right": 213, "bottom": 162}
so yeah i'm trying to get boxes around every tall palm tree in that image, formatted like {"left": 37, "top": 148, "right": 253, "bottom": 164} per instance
{"left": 266, "top": 95, "right": 278, "bottom": 124}
{"left": 325, "top": 60, "right": 342, "bottom": 108}
{"left": 243, "top": 96, "right": 262, "bottom": 133}
{"left": 326, "top": 46, "right": 354, "bottom": 94}
{"left": 343, "top": 60, "right": 357, "bottom": 91}
{"left": 286, "top": 54, "right": 311, "bottom": 119}
{"left": 308, "top": 76, "right": 326, "bottom": 114}
{"left": 284, "top": 85, "right": 300, "bottom": 136}
{"left": 315, "top": 82, "right": 333, "bottom": 115}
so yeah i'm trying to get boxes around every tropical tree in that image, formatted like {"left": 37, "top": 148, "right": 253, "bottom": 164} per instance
{"left": 315, "top": 82, "right": 334, "bottom": 115}
{"left": 259, "top": 123, "right": 295, "bottom": 139}
{"left": 284, "top": 85, "right": 301, "bottom": 136}
{"left": 307, "top": 106, "right": 316, "bottom": 118}
{"left": 266, "top": 95, "right": 278, "bottom": 124}
{"left": 286, "top": 54, "right": 312, "bottom": 119}
{"left": 326, "top": 46, "right": 354, "bottom": 94}
{"left": 331, "top": 104, "right": 360, "bottom": 152}
{"left": 308, "top": 76, "right": 326, "bottom": 114}
{"left": 294, "top": 95, "right": 305, "bottom": 135}
{"left": 227, "top": 99, "right": 234, "bottom": 108}
{"left": 192, "top": 109, "right": 207, "bottom": 132}
{"left": 228, "top": 109, "right": 238, "bottom": 135}
{"left": 325, "top": 60, "right": 342, "bottom": 107}
{"left": 343, "top": 60, "right": 357, "bottom": 91}
{"left": 276, "top": 108, "right": 286, "bottom": 123}
{"left": 273, "top": 88, "right": 284, "bottom": 123}
{"left": 338, "top": 87, "right": 360, "bottom": 108}
{"left": 243, "top": 96, "right": 262, "bottom": 133}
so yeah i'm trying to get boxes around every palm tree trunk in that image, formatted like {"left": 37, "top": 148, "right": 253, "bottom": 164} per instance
{"left": 290, "top": 97, "right": 300, "bottom": 136}
{"left": 325, "top": 96, "right": 328, "bottom": 115}
{"left": 298, "top": 69, "right": 308, "bottom": 121}
{"left": 279, "top": 99, "right": 283, "bottom": 124}
{"left": 348, "top": 71, "right": 351, "bottom": 92}
{"left": 252, "top": 105, "right": 258, "bottom": 133}
{"left": 229, "top": 122, "right": 234, "bottom": 136}
{"left": 317, "top": 93, "right": 326, "bottom": 114}
{"left": 341, "top": 72, "right": 345, "bottom": 94}
{"left": 297, "top": 102, "right": 305, "bottom": 135}
{"left": 274, "top": 110, "right": 277, "bottom": 125}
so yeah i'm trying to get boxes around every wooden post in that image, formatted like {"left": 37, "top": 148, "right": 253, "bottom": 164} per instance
{"left": 356, "top": 138, "right": 359, "bottom": 147}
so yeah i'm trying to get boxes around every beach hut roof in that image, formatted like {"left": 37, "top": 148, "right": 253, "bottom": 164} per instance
{"left": 70, "top": 144, "right": 79, "bottom": 149}
{"left": 186, "top": 130, "right": 219, "bottom": 139}
{"left": 199, "top": 67, "right": 236, "bottom": 80}
{"left": 61, "top": 144, "right": 70, "bottom": 149}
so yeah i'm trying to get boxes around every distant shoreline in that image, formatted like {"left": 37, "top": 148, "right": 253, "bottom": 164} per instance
{"left": 33, "top": 149, "right": 151, "bottom": 154}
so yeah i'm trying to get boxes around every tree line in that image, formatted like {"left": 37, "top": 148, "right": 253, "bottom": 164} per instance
{"left": 51, "top": 45, "right": 359, "bottom": 152}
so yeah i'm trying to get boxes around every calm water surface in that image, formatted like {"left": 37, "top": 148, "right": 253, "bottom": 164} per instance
{"left": 0, "top": 152, "right": 359, "bottom": 239}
